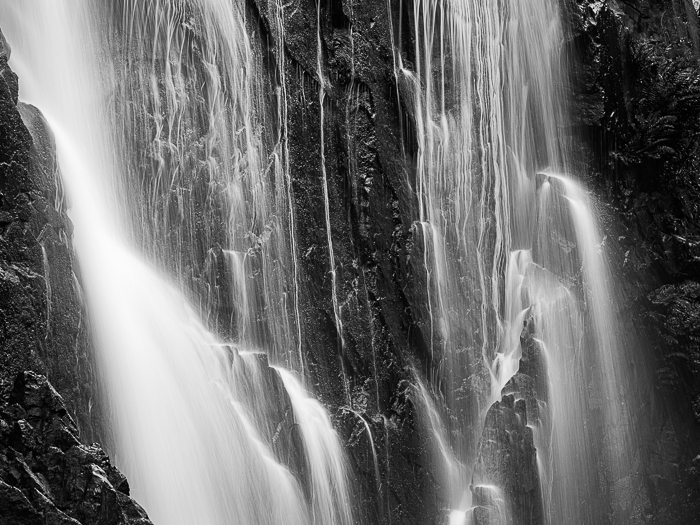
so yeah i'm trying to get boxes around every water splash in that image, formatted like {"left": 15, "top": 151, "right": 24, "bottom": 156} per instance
{"left": 488, "top": 250, "right": 532, "bottom": 404}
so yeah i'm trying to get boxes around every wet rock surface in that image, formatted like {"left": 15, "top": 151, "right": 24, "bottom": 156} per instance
{"left": 0, "top": 27, "right": 96, "bottom": 441}
{"left": 247, "top": 0, "right": 700, "bottom": 522}
{"left": 0, "top": 371, "right": 152, "bottom": 525}
{"left": 248, "top": 1, "right": 443, "bottom": 522}
{"left": 570, "top": 0, "right": 700, "bottom": 521}
{"left": 471, "top": 319, "right": 546, "bottom": 525}
{"left": 1, "top": 1, "right": 700, "bottom": 524}
{"left": 472, "top": 395, "right": 542, "bottom": 525}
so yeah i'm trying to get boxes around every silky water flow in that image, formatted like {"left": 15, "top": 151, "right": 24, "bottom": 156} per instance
{"left": 399, "top": 0, "right": 646, "bottom": 523}
{"left": 1, "top": 0, "right": 653, "bottom": 524}
{"left": 0, "top": 1, "right": 353, "bottom": 524}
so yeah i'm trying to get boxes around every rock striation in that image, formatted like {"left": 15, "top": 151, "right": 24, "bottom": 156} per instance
{"left": 471, "top": 318, "right": 546, "bottom": 525}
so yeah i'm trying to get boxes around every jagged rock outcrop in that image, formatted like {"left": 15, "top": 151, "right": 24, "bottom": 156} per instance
{"left": 0, "top": 371, "right": 152, "bottom": 525}
{"left": 0, "top": 28, "right": 95, "bottom": 441}
{"left": 471, "top": 318, "right": 546, "bottom": 525}
{"left": 0, "top": 26, "right": 148, "bottom": 524}
{"left": 471, "top": 395, "right": 542, "bottom": 525}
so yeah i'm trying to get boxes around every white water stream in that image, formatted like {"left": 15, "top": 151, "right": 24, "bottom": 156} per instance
{"left": 0, "top": 1, "right": 353, "bottom": 524}
{"left": 403, "top": 0, "right": 643, "bottom": 523}
{"left": 1, "top": 0, "right": 651, "bottom": 523}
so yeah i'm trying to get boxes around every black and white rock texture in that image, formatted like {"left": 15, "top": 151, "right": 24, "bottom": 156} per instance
{"left": 2, "top": 0, "right": 700, "bottom": 523}
{"left": 0, "top": 27, "right": 148, "bottom": 524}
{"left": 0, "top": 371, "right": 152, "bottom": 525}
{"left": 0, "top": 28, "right": 96, "bottom": 441}
{"left": 570, "top": 0, "right": 700, "bottom": 520}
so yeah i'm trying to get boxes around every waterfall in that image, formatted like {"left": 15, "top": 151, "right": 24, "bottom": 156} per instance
{"left": 0, "top": 1, "right": 353, "bottom": 524}
{"left": 536, "top": 172, "right": 637, "bottom": 521}
{"left": 278, "top": 369, "right": 355, "bottom": 525}
{"left": 413, "top": 374, "right": 469, "bottom": 513}
{"left": 1, "top": 0, "right": 660, "bottom": 523}
{"left": 403, "top": 0, "right": 646, "bottom": 523}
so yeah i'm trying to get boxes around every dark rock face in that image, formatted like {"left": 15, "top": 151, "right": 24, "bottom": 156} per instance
{"left": 570, "top": 0, "right": 700, "bottom": 521}
{"left": 0, "top": 28, "right": 37, "bottom": 383}
{"left": 248, "top": 1, "right": 443, "bottom": 523}
{"left": 0, "top": 371, "right": 152, "bottom": 525}
{"left": 471, "top": 319, "right": 546, "bottom": 525}
{"left": 647, "top": 282, "right": 700, "bottom": 423}
{"left": 472, "top": 396, "right": 542, "bottom": 525}
{"left": 0, "top": 31, "right": 18, "bottom": 105}
{"left": 0, "top": 28, "right": 95, "bottom": 441}
{"left": 569, "top": 0, "right": 700, "bottom": 284}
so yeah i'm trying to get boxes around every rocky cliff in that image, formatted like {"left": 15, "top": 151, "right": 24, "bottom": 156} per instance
{"left": 1, "top": 1, "right": 700, "bottom": 524}
{"left": 246, "top": 0, "right": 700, "bottom": 522}
{"left": 0, "top": 371, "right": 152, "bottom": 525}
{"left": 248, "top": 1, "right": 445, "bottom": 522}
{"left": 570, "top": 0, "right": 700, "bottom": 520}
{"left": 0, "top": 29, "right": 96, "bottom": 441}
{"left": 0, "top": 29, "right": 153, "bottom": 525}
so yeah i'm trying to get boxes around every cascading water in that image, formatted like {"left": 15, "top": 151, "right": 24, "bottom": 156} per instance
{"left": 111, "top": 0, "right": 301, "bottom": 364}
{"left": 278, "top": 369, "right": 355, "bottom": 525}
{"left": 413, "top": 374, "right": 470, "bottom": 515}
{"left": 1, "top": 0, "right": 662, "bottom": 522}
{"left": 0, "top": 1, "right": 354, "bottom": 524}
{"left": 535, "top": 172, "right": 638, "bottom": 522}
{"left": 401, "top": 0, "right": 649, "bottom": 523}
